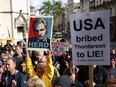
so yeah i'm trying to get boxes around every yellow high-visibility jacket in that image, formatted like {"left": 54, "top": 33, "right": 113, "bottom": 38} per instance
{"left": 26, "top": 56, "right": 54, "bottom": 87}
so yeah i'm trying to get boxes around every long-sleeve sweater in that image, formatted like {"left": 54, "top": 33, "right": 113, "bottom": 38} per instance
{"left": 26, "top": 56, "right": 54, "bottom": 87}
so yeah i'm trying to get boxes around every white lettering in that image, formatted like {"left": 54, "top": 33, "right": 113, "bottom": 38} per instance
{"left": 28, "top": 42, "right": 49, "bottom": 48}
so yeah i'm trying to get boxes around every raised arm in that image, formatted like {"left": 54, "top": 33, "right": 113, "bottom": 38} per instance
{"left": 45, "top": 50, "right": 54, "bottom": 81}
{"left": 25, "top": 50, "right": 37, "bottom": 77}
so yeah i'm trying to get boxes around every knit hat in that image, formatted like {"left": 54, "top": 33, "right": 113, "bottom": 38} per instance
{"left": 53, "top": 75, "right": 71, "bottom": 87}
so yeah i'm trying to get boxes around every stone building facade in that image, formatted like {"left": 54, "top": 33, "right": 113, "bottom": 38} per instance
{"left": 0, "top": 0, "right": 30, "bottom": 40}
{"left": 80, "top": 0, "right": 116, "bottom": 48}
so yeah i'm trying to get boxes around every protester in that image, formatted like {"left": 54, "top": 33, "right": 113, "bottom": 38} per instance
{"left": 63, "top": 59, "right": 79, "bottom": 75}
{"left": 111, "top": 49, "right": 116, "bottom": 58}
{"left": 13, "top": 45, "right": 26, "bottom": 70}
{"left": 0, "top": 51, "right": 8, "bottom": 64}
{"left": 26, "top": 50, "right": 54, "bottom": 87}
{"left": 40, "top": 53, "right": 60, "bottom": 86}
{"left": 18, "top": 40, "right": 26, "bottom": 48}
{"left": 53, "top": 74, "right": 84, "bottom": 87}
{"left": 107, "top": 57, "right": 116, "bottom": 78}
{"left": 63, "top": 59, "right": 84, "bottom": 87}
{"left": 56, "top": 53, "right": 68, "bottom": 75}
{"left": 18, "top": 40, "right": 26, "bottom": 54}
{"left": 4, "top": 40, "right": 12, "bottom": 48}
{"left": 63, "top": 59, "right": 79, "bottom": 82}
{"left": 105, "top": 77, "right": 116, "bottom": 87}
{"left": 31, "top": 50, "right": 46, "bottom": 70}
{"left": 18, "top": 61, "right": 28, "bottom": 80}
{"left": 1, "top": 57, "right": 27, "bottom": 87}
{"left": 53, "top": 75, "right": 72, "bottom": 87}
{"left": 11, "top": 45, "right": 16, "bottom": 56}
{"left": 0, "top": 60, "right": 5, "bottom": 86}
{"left": 27, "top": 76, "right": 45, "bottom": 87}
{"left": 105, "top": 77, "right": 116, "bottom": 85}
{"left": 77, "top": 65, "right": 111, "bottom": 87}
{"left": 3, "top": 45, "right": 13, "bottom": 57}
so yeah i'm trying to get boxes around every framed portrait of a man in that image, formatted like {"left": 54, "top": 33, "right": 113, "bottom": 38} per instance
{"left": 27, "top": 16, "right": 53, "bottom": 51}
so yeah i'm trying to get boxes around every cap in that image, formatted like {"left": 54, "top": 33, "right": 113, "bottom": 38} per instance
{"left": 20, "top": 40, "right": 26, "bottom": 44}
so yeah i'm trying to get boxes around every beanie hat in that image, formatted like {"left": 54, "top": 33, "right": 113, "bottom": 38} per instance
{"left": 54, "top": 75, "right": 71, "bottom": 87}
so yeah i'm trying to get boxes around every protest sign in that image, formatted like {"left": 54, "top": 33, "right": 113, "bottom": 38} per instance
{"left": 70, "top": 10, "right": 110, "bottom": 65}
{"left": 52, "top": 42, "right": 69, "bottom": 56}
{"left": 27, "top": 16, "right": 53, "bottom": 51}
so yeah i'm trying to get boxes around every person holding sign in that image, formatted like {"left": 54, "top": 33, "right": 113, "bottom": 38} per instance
{"left": 26, "top": 49, "right": 54, "bottom": 87}
{"left": 77, "top": 65, "right": 111, "bottom": 87}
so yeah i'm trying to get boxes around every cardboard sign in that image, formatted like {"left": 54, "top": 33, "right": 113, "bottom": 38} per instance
{"left": 52, "top": 42, "right": 69, "bottom": 56}
{"left": 70, "top": 10, "right": 110, "bottom": 65}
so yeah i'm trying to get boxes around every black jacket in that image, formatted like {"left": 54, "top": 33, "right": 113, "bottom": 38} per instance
{"left": 77, "top": 65, "right": 110, "bottom": 87}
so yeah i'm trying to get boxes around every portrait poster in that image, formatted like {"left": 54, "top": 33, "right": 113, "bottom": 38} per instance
{"left": 27, "top": 16, "right": 53, "bottom": 51}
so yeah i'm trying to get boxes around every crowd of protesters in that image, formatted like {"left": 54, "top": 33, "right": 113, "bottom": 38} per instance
{"left": 0, "top": 39, "right": 116, "bottom": 87}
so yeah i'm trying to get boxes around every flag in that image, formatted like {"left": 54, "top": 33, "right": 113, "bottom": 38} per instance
{"left": 7, "top": 28, "right": 10, "bottom": 38}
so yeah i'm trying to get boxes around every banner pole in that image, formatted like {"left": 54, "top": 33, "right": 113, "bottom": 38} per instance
{"left": 89, "top": 65, "right": 94, "bottom": 87}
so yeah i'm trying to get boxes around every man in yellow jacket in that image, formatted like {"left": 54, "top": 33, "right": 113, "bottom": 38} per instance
{"left": 26, "top": 51, "right": 54, "bottom": 87}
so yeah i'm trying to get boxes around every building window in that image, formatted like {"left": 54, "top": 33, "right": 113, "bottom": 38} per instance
{"left": 17, "top": 26, "right": 24, "bottom": 33}
{"left": 99, "top": 0, "right": 101, "bottom": 4}
{"left": 110, "top": 8, "right": 112, "bottom": 16}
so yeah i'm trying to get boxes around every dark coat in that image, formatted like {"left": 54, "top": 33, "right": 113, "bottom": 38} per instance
{"left": 77, "top": 65, "right": 110, "bottom": 87}
{"left": 1, "top": 70, "right": 27, "bottom": 87}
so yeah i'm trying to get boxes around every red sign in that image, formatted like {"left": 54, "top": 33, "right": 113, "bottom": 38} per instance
{"left": 52, "top": 42, "right": 69, "bottom": 56}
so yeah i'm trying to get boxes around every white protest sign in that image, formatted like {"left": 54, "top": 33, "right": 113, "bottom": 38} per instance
{"left": 70, "top": 10, "right": 110, "bottom": 65}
